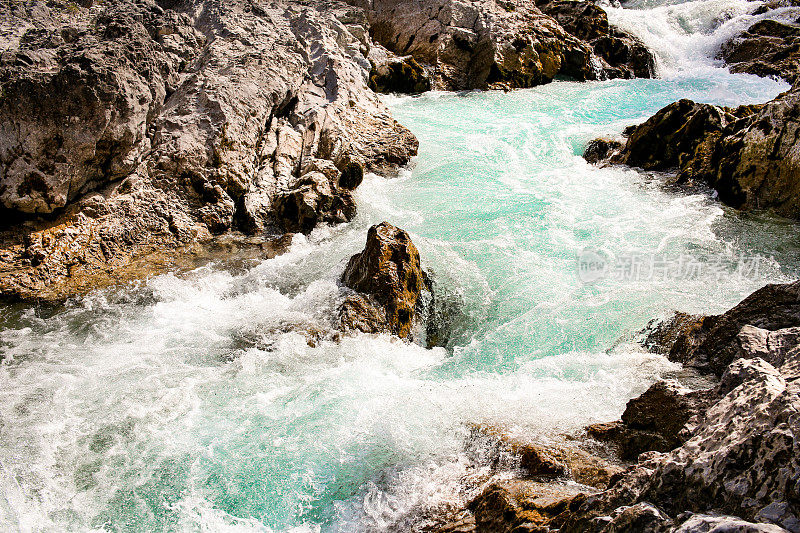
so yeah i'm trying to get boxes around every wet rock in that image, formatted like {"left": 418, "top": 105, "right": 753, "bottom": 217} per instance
{"left": 639, "top": 312, "right": 708, "bottom": 356}
{"left": 584, "top": 89, "right": 800, "bottom": 219}
{"left": 369, "top": 56, "right": 432, "bottom": 94}
{"left": 601, "top": 502, "right": 673, "bottom": 532}
{"left": 587, "top": 380, "right": 715, "bottom": 460}
{"left": 721, "top": 18, "right": 800, "bottom": 84}
{"left": 583, "top": 139, "right": 623, "bottom": 165}
{"left": 674, "top": 513, "right": 789, "bottom": 532}
{"left": 468, "top": 425, "right": 624, "bottom": 488}
{"left": 665, "top": 280, "right": 800, "bottom": 376}
{"left": 349, "top": 0, "right": 654, "bottom": 91}
{"left": 339, "top": 222, "right": 427, "bottom": 339}
{"left": 535, "top": 0, "right": 656, "bottom": 79}
{"left": 468, "top": 480, "right": 586, "bottom": 532}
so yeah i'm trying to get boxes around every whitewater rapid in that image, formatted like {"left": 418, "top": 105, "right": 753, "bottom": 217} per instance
{"left": 1, "top": 0, "right": 799, "bottom": 531}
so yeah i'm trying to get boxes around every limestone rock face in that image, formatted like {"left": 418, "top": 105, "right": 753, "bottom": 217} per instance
{"left": 339, "top": 222, "right": 427, "bottom": 339}
{"left": 584, "top": 90, "right": 800, "bottom": 219}
{"left": 0, "top": 0, "right": 419, "bottom": 300}
{"left": 721, "top": 18, "right": 800, "bottom": 84}
{"left": 0, "top": 1, "right": 205, "bottom": 214}
{"left": 348, "top": 0, "right": 654, "bottom": 91}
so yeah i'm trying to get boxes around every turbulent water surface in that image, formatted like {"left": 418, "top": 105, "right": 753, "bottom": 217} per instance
{"left": 2, "top": 0, "right": 800, "bottom": 531}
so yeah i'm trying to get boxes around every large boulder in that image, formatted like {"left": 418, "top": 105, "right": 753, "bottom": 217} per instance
{"left": 584, "top": 89, "right": 800, "bottom": 219}
{"left": 720, "top": 18, "right": 800, "bottom": 84}
{"left": 339, "top": 222, "right": 428, "bottom": 339}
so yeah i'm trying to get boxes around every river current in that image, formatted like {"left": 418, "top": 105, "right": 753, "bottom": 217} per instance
{"left": 1, "top": 0, "right": 799, "bottom": 531}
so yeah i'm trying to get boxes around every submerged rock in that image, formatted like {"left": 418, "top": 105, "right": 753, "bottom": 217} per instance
{"left": 584, "top": 90, "right": 800, "bottom": 219}
{"left": 339, "top": 222, "right": 428, "bottom": 339}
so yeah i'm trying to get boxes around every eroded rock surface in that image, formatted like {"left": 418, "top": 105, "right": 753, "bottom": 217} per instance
{"left": 0, "top": 0, "right": 418, "bottom": 300}
{"left": 584, "top": 90, "right": 800, "bottom": 219}
{"left": 349, "top": 0, "right": 654, "bottom": 91}
{"left": 339, "top": 222, "right": 429, "bottom": 339}
{"left": 721, "top": 18, "right": 800, "bottom": 83}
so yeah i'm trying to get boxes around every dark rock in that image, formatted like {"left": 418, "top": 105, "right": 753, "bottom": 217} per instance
{"left": 273, "top": 172, "right": 356, "bottom": 234}
{"left": 369, "top": 56, "right": 432, "bottom": 94}
{"left": 667, "top": 280, "right": 800, "bottom": 376}
{"left": 583, "top": 138, "right": 622, "bottom": 164}
{"left": 720, "top": 18, "right": 800, "bottom": 84}
{"left": 587, "top": 380, "right": 715, "bottom": 460}
{"left": 339, "top": 222, "right": 426, "bottom": 339}
{"left": 536, "top": 0, "right": 656, "bottom": 79}
{"left": 639, "top": 313, "right": 708, "bottom": 356}
{"left": 585, "top": 89, "right": 800, "bottom": 219}
{"left": 338, "top": 160, "right": 365, "bottom": 190}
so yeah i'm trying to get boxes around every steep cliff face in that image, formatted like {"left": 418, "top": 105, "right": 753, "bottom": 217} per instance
{"left": 0, "top": 0, "right": 418, "bottom": 300}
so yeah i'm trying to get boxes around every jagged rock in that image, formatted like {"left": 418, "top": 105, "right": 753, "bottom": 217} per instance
{"left": 468, "top": 480, "right": 586, "bottom": 532}
{"left": 563, "top": 354, "right": 800, "bottom": 532}
{"left": 674, "top": 513, "right": 789, "bottom": 532}
{"left": 468, "top": 425, "right": 624, "bottom": 488}
{"left": 600, "top": 502, "right": 673, "bottom": 532}
{"left": 535, "top": 0, "right": 655, "bottom": 79}
{"left": 587, "top": 380, "right": 715, "bottom": 460}
{"left": 369, "top": 56, "right": 432, "bottom": 94}
{"left": 583, "top": 139, "right": 622, "bottom": 165}
{"left": 639, "top": 313, "right": 708, "bottom": 356}
{"left": 720, "top": 19, "right": 800, "bottom": 84}
{"left": 584, "top": 90, "right": 800, "bottom": 219}
{"left": 665, "top": 281, "right": 800, "bottom": 376}
{"left": 0, "top": 0, "right": 419, "bottom": 300}
{"left": 339, "top": 222, "right": 427, "bottom": 339}
{"left": 272, "top": 172, "right": 356, "bottom": 234}
{"left": 349, "top": 0, "right": 653, "bottom": 92}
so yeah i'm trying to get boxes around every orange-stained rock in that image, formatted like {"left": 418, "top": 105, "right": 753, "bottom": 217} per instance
{"left": 339, "top": 222, "right": 426, "bottom": 339}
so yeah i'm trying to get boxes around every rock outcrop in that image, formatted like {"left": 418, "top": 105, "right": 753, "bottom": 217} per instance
{"left": 721, "top": 18, "right": 800, "bottom": 84}
{"left": 584, "top": 90, "right": 800, "bottom": 219}
{"left": 349, "top": 0, "right": 655, "bottom": 92}
{"left": 338, "top": 222, "right": 429, "bottom": 339}
{"left": 0, "top": 0, "right": 419, "bottom": 300}
{"left": 587, "top": 380, "right": 715, "bottom": 460}
{"left": 535, "top": 0, "right": 655, "bottom": 80}
{"left": 644, "top": 280, "right": 800, "bottom": 376}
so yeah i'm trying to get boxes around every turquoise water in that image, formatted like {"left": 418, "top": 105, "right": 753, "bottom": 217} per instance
{"left": 2, "top": 2, "right": 800, "bottom": 531}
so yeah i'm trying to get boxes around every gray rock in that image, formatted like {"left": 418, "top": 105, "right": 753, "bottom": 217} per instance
{"left": 675, "top": 513, "right": 789, "bottom": 532}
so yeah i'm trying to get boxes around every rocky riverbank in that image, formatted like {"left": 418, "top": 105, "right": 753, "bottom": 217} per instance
{"left": 0, "top": 0, "right": 657, "bottom": 302}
